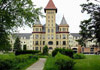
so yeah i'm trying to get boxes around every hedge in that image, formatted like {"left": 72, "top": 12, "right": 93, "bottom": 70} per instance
{"left": 52, "top": 48, "right": 74, "bottom": 58}
{"left": 73, "top": 53, "right": 85, "bottom": 59}
{"left": 55, "top": 52, "right": 75, "bottom": 70}
{"left": 15, "top": 50, "right": 40, "bottom": 55}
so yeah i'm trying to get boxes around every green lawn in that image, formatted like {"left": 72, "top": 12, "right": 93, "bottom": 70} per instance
{"left": 44, "top": 55, "right": 100, "bottom": 70}
{"left": 74, "top": 55, "right": 100, "bottom": 70}
{"left": 0, "top": 53, "right": 38, "bottom": 70}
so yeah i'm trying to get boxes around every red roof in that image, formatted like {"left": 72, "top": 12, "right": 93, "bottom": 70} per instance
{"left": 44, "top": 0, "right": 57, "bottom": 12}
{"left": 45, "top": 0, "right": 57, "bottom": 9}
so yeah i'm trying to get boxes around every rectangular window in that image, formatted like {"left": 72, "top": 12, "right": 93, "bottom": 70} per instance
{"left": 63, "top": 41, "right": 66, "bottom": 45}
{"left": 56, "top": 35, "right": 59, "bottom": 39}
{"left": 36, "top": 28, "right": 39, "bottom": 32}
{"left": 48, "top": 29, "right": 50, "bottom": 33}
{"left": 56, "top": 41, "right": 59, "bottom": 45}
{"left": 43, "top": 35, "right": 45, "bottom": 39}
{"left": 35, "top": 47, "right": 38, "bottom": 50}
{"left": 51, "top": 35, "right": 54, "bottom": 39}
{"left": 43, "top": 41, "right": 45, "bottom": 45}
{"left": 63, "top": 34, "right": 66, "bottom": 39}
{"left": 36, "top": 41, "right": 38, "bottom": 45}
{"left": 51, "top": 29, "right": 53, "bottom": 32}
{"left": 36, "top": 35, "right": 39, "bottom": 39}
{"left": 48, "top": 35, "right": 50, "bottom": 39}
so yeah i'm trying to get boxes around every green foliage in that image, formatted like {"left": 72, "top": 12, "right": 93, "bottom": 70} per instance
{"left": 0, "top": 54, "right": 38, "bottom": 70}
{"left": 73, "top": 53, "right": 85, "bottom": 59}
{"left": 44, "top": 53, "right": 75, "bottom": 70}
{"left": 55, "top": 52, "right": 75, "bottom": 70}
{"left": 14, "top": 37, "right": 21, "bottom": 51}
{"left": 0, "top": 25, "right": 11, "bottom": 52}
{"left": 0, "top": 0, "right": 43, "bottom": 51}
{"left": 43, "top": 45, "right": 48, "bottom": 55}
{"left": 15, "top": 50, "right": 40, "bottom": 55}
{"left": 52, "top": 48, "right": 74, "bottom": 58}
{"left": 80, "top": 2, "right": 100, "bottom": 46}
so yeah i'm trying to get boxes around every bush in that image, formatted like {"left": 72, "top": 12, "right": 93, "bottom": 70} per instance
{"left": 55, "top": 52, "right": 75, "bottom": 70}
{"left": 0, "top": 54, "right": 38, "bottom": 70}
{"left": 15, "top": 50, "right": 40, "bottom": 55}
{"left": 43, "top": 45, "right": 48, "bottom": 55}
{"left": 73, "top": 53, "right": 85, "bottom": 59}
{"left": 52, "top": 48, "right": 74, "bottom": 58}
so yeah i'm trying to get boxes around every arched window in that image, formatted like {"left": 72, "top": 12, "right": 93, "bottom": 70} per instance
{"left": 48, "top": 41, "right": 53, "bottom": 45}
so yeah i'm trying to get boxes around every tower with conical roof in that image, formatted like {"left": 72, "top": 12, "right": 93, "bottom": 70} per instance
{"left": 44, "top": 0, "right": 57, "bottom": 51}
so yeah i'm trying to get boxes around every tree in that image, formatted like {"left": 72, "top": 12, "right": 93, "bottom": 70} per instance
{"left": 79, "top": 2, "right": 100, "bottom": 47}
{"left": 0, "top": 25, "right": 11, "bottom": 52}
{"left": 14, "top": 37, "right": 21, "bottom": 51}
{"left": 43, "top": 45, "right": 48, "bottom": 55}
{"left": 0, "top": 0, "right": 43, "bottom": 50}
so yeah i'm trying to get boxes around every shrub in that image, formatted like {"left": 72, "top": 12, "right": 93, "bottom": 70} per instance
{"left": 55, "top": 52, "right": 75, "bottom": 70}
{"left": 43, "top": 45, "right": 48, "bottom": 55}
{"left": 15, "top": 50, "right": 40, "bottom": 55}
{"left": 73, "top": 53, "right": 85, "bottom": 59}
{"left": 52, "top": 48, "right": 74, "bottom": 58}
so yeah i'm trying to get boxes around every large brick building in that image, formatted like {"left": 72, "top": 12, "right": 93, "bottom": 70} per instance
{"left": 32, "top": 0, "right": 69, "bottom": 52}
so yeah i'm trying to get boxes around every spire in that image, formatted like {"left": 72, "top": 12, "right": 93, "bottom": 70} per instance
{"left": 60, "top": 16, "right": 69, "bottom": 26}
{"left": 34, "top": 19, "right": 42, "bottom": 25}
{"left": 44, "top": 0, "right": 57, "bottom": 13}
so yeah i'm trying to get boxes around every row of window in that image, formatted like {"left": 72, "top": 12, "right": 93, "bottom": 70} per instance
{"left": 33, "top": 35, "right": 68, "bottom": 39}
{"left": 33, "top": 28, "right": 68, "bottom": 32}
{"left": 33, "top": 28, "right": 42, "bottom": 32}
{"left": 33, "top": 41, "right": 66, "bottom": 45}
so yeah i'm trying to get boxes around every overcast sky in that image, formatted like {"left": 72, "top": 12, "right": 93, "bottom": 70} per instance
{"left": 18, "top": 0, "right": 95, "bottom": 33}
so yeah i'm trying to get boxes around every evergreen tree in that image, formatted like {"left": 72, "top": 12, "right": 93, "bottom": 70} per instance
{"left": 14, "top": 37, "right": 21, "bottom": 51}
{"left": 43, "top": 45, "right": 49, "bottom": 55}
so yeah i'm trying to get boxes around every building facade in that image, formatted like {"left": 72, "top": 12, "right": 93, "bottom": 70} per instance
{"left": 9, "top": 0, "right": 98, "bottom": 53}
{"left": 32, "top": 0, "right": 69, "bottom": 52}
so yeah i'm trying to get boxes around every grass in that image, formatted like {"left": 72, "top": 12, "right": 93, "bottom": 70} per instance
{"left": 74, "top": 55, "right": 100, "bottom": 70}
{"left": 44, "top": 55, "right": 100, "bottom": 70}
{"left": 0, "top": 53, "right": 38, "bottom": 70}
{"left": 43, "top": 56, "right": 58, "bottom": 70}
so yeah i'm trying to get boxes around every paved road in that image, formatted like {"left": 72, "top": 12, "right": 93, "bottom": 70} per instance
{"left": 26, "top": 58, "right": 46, "bottom": 70}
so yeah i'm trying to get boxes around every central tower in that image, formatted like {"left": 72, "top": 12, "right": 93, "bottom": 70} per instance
{"left": 44, "top": 0, "right": 57, "bottom": 51}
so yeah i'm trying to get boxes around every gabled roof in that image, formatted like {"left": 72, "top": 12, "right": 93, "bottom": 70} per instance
{"left": 70, "top": 33, "right": 81, "bottom": 37}
{"left": 44, "top": 0, "right": 57, "bottom": 13}
{"left": 60, "top": 16, "right": 69, "bottom": 26}
{"left": 14, "top": 33, "right": 32, "bottom": 39}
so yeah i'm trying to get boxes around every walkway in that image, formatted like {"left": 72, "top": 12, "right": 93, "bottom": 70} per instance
{"left": 26, "top": 58, "right": 46, "bottom": 70}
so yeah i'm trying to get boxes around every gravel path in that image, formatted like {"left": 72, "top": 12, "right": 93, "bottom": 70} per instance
{"left": 26, "top": 58, "right": 46, "bottom": 70}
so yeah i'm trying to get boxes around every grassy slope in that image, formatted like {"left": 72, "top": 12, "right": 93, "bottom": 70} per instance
{"left": 74, "top": 55, "right": 100, "bottom": 70}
